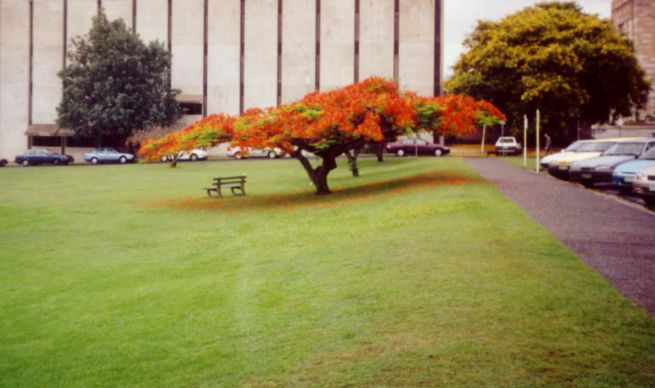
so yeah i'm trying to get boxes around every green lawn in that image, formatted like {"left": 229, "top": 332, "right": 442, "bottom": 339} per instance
{"left": 0, "top": 158, "right": 653, "bottom": 386}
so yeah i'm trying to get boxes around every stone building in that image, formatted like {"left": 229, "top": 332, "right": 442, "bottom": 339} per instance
{"left": 0, "top": 0, "right": 444, "bottom": 159}
{"left": 612, "top": 0, "right": 655, "bottom": 121}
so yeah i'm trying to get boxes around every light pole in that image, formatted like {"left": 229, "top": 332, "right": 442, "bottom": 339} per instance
{"left": 500, "top": 120, "right": 506, "bottom": 137}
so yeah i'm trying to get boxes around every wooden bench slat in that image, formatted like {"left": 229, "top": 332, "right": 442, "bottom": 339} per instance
{"left": 205, "top": 175, "right": 247, "bottom": 198}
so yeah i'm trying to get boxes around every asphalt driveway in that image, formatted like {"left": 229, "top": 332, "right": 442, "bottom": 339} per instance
{"left": 465, "top": 157, "right": 655, "bottom": 315}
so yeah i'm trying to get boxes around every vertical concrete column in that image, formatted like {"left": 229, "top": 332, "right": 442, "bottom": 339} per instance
{"left": 136, "top": 0, "right": 167, "bottom": 44}
{"left": 399, "top": 0, "right": 435, "bottom": 96}
{"left": 0, "top": 1, "right": 30, "bottom": 157}
{"left": 244, "top": 0, "right": 277, "bottom": 110}
{"left": 359, "top": 0, "right": 394, "bottom": 80}
{"left": 33, "top": 0, "right": 64, "bottom": 124}
{"left": 281, "top": 0, "right": 315, "bottom": 103}
{"left": 320, "top": 0, "right": 355, "bottom": 91}
{"left": 170, "top": 0, "right": 203, "bottom": 96}
{"left": 207, "top": 0, "right": 240, "bottom": 115}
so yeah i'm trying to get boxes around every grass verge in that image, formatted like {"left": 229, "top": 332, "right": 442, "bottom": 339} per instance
{"left": 0, "top": 157, "right": 653, "bottom": 386}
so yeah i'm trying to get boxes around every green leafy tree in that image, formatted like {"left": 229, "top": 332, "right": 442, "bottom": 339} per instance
{"left": 446, "top": 1, "right": 650, "bottom": 142}
{"left": 57, "top": 9, "right": 182, "bottom": 145}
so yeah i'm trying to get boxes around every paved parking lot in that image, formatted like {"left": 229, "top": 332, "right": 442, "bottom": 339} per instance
{"left": 465, "top": 157, "right": 655, "bottom": 315}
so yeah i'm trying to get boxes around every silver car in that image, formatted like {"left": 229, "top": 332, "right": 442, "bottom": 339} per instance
{"left": 633, "top": 165, "right": 655, "bottom": 206}
{"left": 569, "top": 139, "right": 655, "bottom": 187}
{"left": 84, "top": 148, "right": 135, "bottom": 164}
{"left": 227, "top": 146, "right": 285, "bottom": 159}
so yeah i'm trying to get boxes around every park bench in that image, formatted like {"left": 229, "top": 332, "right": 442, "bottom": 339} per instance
{"left": 205, "top": 175, "right": 247, "bottom": 198}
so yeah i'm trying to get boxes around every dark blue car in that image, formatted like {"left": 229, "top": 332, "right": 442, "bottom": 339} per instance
{"left": 15, "top": 149, "right": 74, "bottom": 166}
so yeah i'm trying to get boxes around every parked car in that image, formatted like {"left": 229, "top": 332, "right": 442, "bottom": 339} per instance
{"left": 0, "top": 159, "right": 7, "bottom": 167}
{"left": 15, "top": 149, "right": 73, "bottom": 166}
{"left": 84, "top": 147, "right": 135, "bottom": 164}
{"left": 227, "top": 147, "right": 285, "bottom": 159}
{"left": 385, "top": 138, "right": 450, "bottom": 157}
{"left": 549, "top": 140, "right": 617, "bottom": 179}
{"left": 612, "top": 146, "right": 655, "bottom": 192}
{"left": 494, "top": 137, "right": 522, "bottom": 155}
{"left": 160, "top": 149, "right": 209, "bottom": 162}
{"left": 540, "top": 140, "right": 593, "bottom": 169}
{"left": 569, "top": 138, "right": 655, "bottom": 187}
{"left": 633, "top": 165, "right": 655, "bottom": 206}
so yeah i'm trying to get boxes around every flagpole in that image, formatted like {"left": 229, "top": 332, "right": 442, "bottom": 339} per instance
{"left": 523, "top": 115, "right": 528, "bottom": 168}
{"left": 536, "top": 109, "right": 541, "bottom": 173}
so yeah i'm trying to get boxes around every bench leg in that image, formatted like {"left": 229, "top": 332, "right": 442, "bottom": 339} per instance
{"left": 230, "top": 187, "right": 245, "bottom": 196}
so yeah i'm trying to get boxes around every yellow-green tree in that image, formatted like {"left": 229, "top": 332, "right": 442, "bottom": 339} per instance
{"left": 446, "top": 1, "right": 650, "bottom": 142}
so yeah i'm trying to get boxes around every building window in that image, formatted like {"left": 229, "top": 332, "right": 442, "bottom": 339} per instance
{"left": 180, "top": 102, "right": 203, "bottom": 115}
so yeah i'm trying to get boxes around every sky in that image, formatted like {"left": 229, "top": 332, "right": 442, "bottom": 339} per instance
{"left": 443, "top": 0, "right": 612, "bottom": 78}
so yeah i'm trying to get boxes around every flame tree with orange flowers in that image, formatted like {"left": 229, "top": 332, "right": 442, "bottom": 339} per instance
{"left": 139, "top": 77, "right": 505, "bottom": 195}
{"left": 139, "top": 114, "right": 235, "bottom": 167}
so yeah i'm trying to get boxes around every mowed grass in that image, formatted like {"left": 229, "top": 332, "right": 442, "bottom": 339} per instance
{"left": 0, "top": 157, "right": 653, "bottom": 386}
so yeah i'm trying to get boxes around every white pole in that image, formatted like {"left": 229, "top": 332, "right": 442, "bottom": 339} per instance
{"left": 523, "top": 115, "right": 528, "bottom": 167}
{"left": 480, "top": 125, "right": 486, "bottom": 154}
{"left": 536, "top": 109, "right": 541, "bottom": 173}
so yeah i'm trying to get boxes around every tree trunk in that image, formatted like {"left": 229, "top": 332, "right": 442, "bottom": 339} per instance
{"left": 293, "top": 150, "right": 337, "bottom": 195}
{"left": 480, "top": 125, "right": 487, "bottom": 153}
{"left": 345, "top": 148, "right": 361, "bottom": 177}
{"left": 375, "top": 143, "right": 385, "bottom": 162}
{"left": 169, "top": 154, "right": 179, "bottom": 168}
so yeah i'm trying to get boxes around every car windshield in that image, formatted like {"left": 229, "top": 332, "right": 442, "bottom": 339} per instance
{"left": 564, "top": 141, "right": 583, "bottom": 151}
{"left": 639, "top": 147, "right": 655, "bottom": 160}
{"left": 105, "top": 148, "right": 117, "bottom": 153}
{"left": 577, "top": 142, "right": 612, "bottom": 152}
{"left": 603, "top": 142, "right": 643, "bottom": 156}
{"left": 498, "top": 138, "right": 514, "bottom": 143}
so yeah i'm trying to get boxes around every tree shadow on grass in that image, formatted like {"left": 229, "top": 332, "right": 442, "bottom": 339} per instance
{"left": 147, "top": 171, "right": 487, "bottom": 213}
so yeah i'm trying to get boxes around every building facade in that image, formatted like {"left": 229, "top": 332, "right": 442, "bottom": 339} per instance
{"left": 612, "top": 0, "right": 655, "bottom": 121}
{"left": 0, "top": 0, "right": 444, "bottom": 159}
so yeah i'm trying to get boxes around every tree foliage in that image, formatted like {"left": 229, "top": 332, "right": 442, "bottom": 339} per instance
{"left": 139, "top": 77, "right": 504, "bottom": 195}
{"left": 57, "top": 9, "right": 182, "bottom": 144}
{"left": 446, "top": 1, "right": 650, "bottom": 141}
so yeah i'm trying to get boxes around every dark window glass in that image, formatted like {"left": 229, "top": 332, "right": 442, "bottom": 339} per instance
{"left": 181, "top": 102, "right": 203, "bottom": 115}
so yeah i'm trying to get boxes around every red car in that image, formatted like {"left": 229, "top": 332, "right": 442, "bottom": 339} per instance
{"left": 386, "top": 139, "right": 450, "bottom": 157}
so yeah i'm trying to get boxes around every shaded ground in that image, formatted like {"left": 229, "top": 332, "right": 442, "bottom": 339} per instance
{"left": 465, "top": 157, "right": 655, "bottom": 315}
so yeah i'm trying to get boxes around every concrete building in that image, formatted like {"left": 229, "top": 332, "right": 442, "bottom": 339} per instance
{"left": 612, "top": 0, "right": 655, "bottom": 121}
{"left": 0, "top": 0, "right": 444, "bottom": 160}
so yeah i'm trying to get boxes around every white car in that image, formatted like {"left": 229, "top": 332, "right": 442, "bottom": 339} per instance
{"left": 540, "top": 140, "right": 593, "bottom": 169}
{"left": 494, "top": 137, "right": 522, "bottom": 155}
{"left": 160, "top": 149, "right": 208, "bottom": 162}
{"left": 227, "top": 147, "right": 285, "bottom": 159}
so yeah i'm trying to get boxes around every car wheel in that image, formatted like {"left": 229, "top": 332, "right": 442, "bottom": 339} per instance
{"left": 119, "top": 156, "right": 127, "bottom": 164}
{"left": 91, "top": 157, "right": 99, "bottom": 165}
{"left": 434, "top": 148, "right": 443, "bottom": 157}
{"left": 21, "top": 160, "right": 29, "bottom": 167}
{"left": 268, "top": 151, "right": 277, "bottom": 159}
{"left": 396, "top": 149, "right": 405, "bottom": 157}
{"left": 53, "top": 159, "right": 61, "bottom": 165}
{"left": 644, "top": 197, "right": 655, "bottom": 207}
{"left": 190, "top": 154, "right": 198, "bottom": 161}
